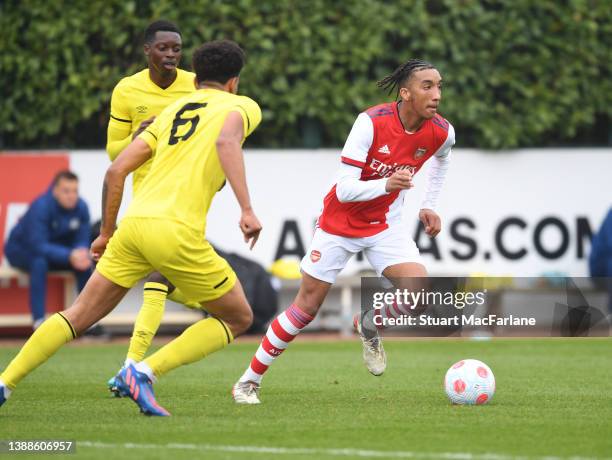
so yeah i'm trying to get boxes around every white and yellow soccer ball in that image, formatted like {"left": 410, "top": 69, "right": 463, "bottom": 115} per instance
{"left": 444, "top": 359, "right": 495, "bottom": 405}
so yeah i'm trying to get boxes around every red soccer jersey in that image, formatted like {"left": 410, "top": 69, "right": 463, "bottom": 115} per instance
{"left": 318, "top": 102, "right": 454, "bottom": 238}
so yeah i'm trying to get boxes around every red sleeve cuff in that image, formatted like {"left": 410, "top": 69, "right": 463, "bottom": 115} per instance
{"left": 341, "top": 156, "right": 365, "bottom": 168}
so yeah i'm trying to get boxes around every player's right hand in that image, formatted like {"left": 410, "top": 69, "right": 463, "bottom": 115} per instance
{"left": 385, "top": 169, "right": 414, "bottom": 192}
{"left": 132, "top": 116, "right": 156, "bottom": 140}
{"left": 239, "top": 209, "right": 262, "bottom": 250}
{"left": 90, "top": 235, "right": 110, "bottom": 262}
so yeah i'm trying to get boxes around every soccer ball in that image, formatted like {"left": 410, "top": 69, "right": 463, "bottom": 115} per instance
{"left": 444, "top": 359, "right": 495, "bottom": 405}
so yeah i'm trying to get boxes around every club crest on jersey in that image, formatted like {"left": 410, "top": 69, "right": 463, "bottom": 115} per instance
{"left": 310, "top": 250, "right": 321, "bottom": 263}
{"left": 377, "top": 144, "right": 391, "bottom": 155}
{"left": 136, "top": 105, "right": 148, "bottom": 114}
{"left": 414, "top": 147, "right": 427, "bottom": 159}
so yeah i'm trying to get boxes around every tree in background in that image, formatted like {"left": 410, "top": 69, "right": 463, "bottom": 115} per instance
{"left": 1, "top": 0, "right": 610, "bottom": 149}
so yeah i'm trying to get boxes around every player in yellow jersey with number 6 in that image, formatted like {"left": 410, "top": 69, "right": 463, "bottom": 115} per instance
{"left": 0, "top": 40, "right": 262, "bottom": 417}
{"left": 104, "top": 19, "right": 206, "bottom": 397}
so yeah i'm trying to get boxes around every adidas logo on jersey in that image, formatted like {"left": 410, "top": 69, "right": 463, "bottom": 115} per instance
{"left": 378, "top": 144, "right": 391, "bottom": 154}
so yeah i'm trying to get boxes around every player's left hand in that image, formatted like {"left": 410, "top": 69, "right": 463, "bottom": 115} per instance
{"left": 419, "top": 208, "right": 441, "bottom": 237}
{"left": 90, "top": 234, "right": 110, "bottom": 261}
{"left": 240, "top": 209, "right": 263, "bottom": 250}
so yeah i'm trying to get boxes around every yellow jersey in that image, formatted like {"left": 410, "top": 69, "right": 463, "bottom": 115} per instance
{"left": 106, "top": 68, "right": 196, "bottom": 193}
{"left": 128, "top": 88, "right": 262, "bottom": 235}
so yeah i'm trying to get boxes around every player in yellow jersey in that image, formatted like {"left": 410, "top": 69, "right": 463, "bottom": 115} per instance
{"left": 105, "top": 20, "right": 204, "bottom": 396}
{"left": 0, "top": 40, "right": 262, "bottom": 417}
{"left": 107, "top": 20, "right": 195, "bottom": 192}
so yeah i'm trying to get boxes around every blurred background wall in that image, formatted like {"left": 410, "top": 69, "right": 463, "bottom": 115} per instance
{"left": 1, "top": 0, "right": 610, "bottom": 334}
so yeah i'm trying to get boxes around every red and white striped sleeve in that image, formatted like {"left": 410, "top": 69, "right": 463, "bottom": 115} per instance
{"left": 340, "top": 113, "right": 373, "bottom": 169}
{"left": 335, "top": 113, "right": 390, "bottom": 203}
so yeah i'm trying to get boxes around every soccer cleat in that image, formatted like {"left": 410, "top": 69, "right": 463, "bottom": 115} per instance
{"left": 353, "top": 313, "right": 387, "bottom": 376}
{"left": 232, "top": 381, "right": 261, "bottom": 405}
{"left": 107, "top": 372, "right": 124, "bottom": 398}
{"left": 0, "top": 384, "right": 6, "bottom": 408}
{"left": 114, "top": 364, "right": 170, "bottom": 416}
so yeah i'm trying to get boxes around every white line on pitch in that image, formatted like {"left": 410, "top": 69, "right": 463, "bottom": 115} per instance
{"left": 78, "top": 441, "right": 609, "bottom": 460}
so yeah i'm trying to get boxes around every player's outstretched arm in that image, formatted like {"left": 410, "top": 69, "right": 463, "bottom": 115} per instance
{"left": 92, "top": 138, "right": 152, "bottom": 260}
{"left": 216, "top": 111, "right": 262, "bottom": 249}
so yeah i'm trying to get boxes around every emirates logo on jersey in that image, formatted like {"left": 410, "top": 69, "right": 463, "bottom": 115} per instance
{"left": 136, "top": 105, "right": 148, "bottom": 114}
{"left": 370, "top": 158, "right": 416, "bottom": 178}
{"left": 310, "top": 250, "right": 321, "bottom": 263}
{"left": 414, "top": 147, "right": 427, "bottom": 159}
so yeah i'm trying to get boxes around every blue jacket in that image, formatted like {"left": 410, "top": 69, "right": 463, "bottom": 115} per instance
{"left": 589, "top": 208, "right": 612, "bottom": 278}
{"left": 5, "top": 188, "right": 91, "bottom": 266}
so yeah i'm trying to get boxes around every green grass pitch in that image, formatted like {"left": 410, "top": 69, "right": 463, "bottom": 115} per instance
{"left": 0, "top": 338, "right": 611, "bottom": 460}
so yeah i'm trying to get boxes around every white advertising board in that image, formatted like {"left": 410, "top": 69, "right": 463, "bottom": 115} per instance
{"left": 69, "top": 149, "right": 611, "bottom": 277}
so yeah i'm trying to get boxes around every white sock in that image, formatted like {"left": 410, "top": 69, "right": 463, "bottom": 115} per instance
{"left": 134, "top": 361, "right": 156, "bottom": 383}
{"left": 0, "top": 379, "right": 11, "bottom": 399}
{"left": 124, "top": 358, "right": 137, "bottom": 368}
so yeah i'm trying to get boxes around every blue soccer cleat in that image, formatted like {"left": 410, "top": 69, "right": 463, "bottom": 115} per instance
{"left": 0, "top": 380, "right": 11, "bottom": 406}
{"left": 0, "top": 388, "right": 6, "bottom": 408}
{"left": 114, "top": 364, "right": 170, "bottom": 416}
{"left": 107, "top": 372, "right": 124, "bottom": 398}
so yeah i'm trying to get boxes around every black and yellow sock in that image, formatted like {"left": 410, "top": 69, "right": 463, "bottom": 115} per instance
{"left": 0, "top": 313, "right": 76, "bottom": 390}
{"left": 145, "top": 317, "right": 233, "bottom": 378}
{"left": 126, "top": 282, "right": 169, "bottom": 363}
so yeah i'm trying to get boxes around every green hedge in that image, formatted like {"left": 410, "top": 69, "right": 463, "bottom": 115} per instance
{"left": 1, "top": 0, "right": 610, "bottom": 149}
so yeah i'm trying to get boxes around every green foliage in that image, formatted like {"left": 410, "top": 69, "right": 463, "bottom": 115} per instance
{"left": 1, "top": 0, "right": 610, "bottom": 148}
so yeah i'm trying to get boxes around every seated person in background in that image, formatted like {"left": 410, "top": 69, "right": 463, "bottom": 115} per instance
{"left": 5, "top": 171, "right": 93, "bottom": 329}
{"left": 589, "top": 207, "right": 612, "bottom": 316}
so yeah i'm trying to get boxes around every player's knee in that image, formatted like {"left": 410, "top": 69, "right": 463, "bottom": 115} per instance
{"left": 240, "top": 308, "right": 254, "bottom": 334}
{"left": 295, "top": 273, "right": 328, "bottom": 316}
{"left": 230, "top": 307, "right": 253, "bottom": 337}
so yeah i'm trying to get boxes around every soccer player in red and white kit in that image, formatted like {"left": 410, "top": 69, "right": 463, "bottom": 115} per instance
{"left": 233, "top": 59, "right": 455, "bottom": 404}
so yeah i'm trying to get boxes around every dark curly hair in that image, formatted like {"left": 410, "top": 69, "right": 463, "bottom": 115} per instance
{"left": 192, "top": 40, "right": 245, "bottom": 85}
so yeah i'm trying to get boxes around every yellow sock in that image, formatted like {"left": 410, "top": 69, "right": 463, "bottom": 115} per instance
{"left": 145, "top": 317, "right": 233, "bottom": 378}
{"left": 0, "top": 313, "right": 75, "bottom": 390}
{"left": 126, "top": 282, "right": 168, "bottom": 362}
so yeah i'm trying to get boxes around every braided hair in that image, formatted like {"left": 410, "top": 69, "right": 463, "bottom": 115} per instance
{"left": 377, "top": 59, "right": 435, "bottom": 99}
